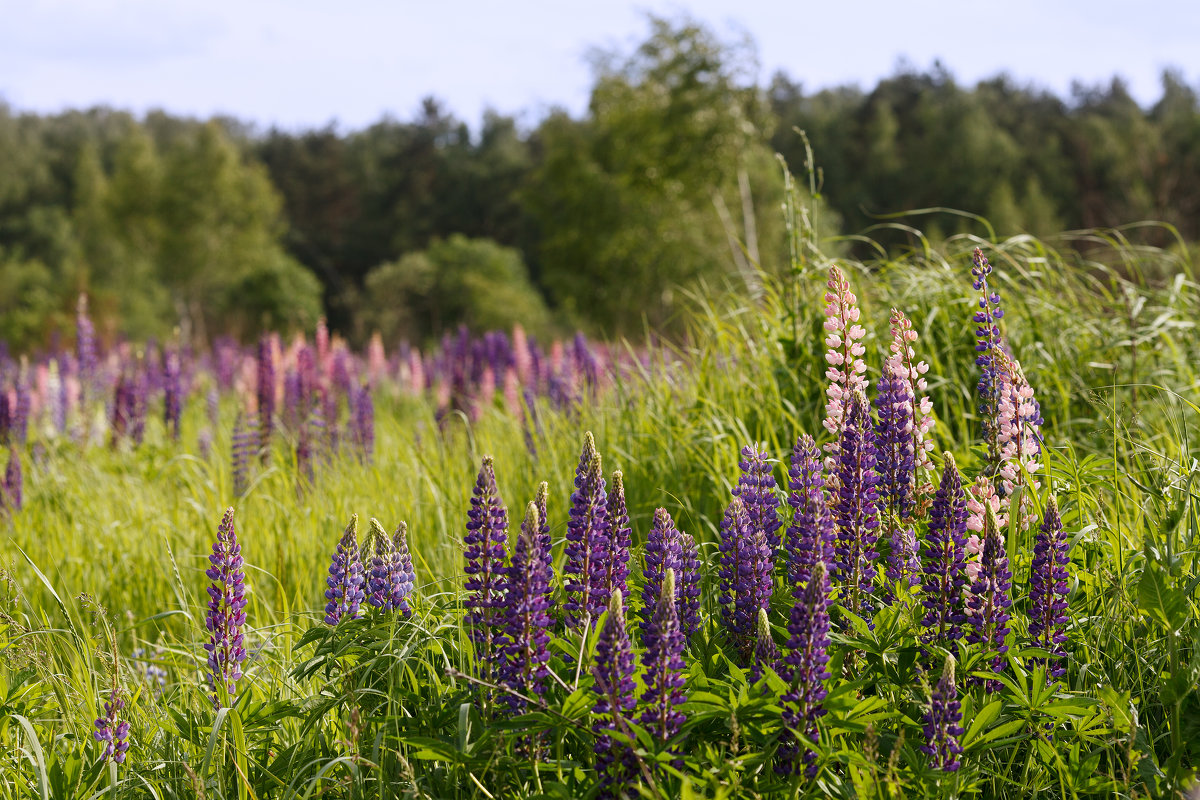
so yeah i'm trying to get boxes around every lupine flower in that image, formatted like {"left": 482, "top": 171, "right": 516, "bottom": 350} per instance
{"left": 366, "top": 518, "right": 415, "bottom": 616}
{"left": 13, "top": 378, "right": 30, "bottom": 445}
{"left": 464, "top": 456, "right": 510, "bottom": 665}
{"left": 283, "top": 368, "right": 303, "bottom": 432}
{"left": 205, "top": 508, "right": 247, "bottom": 708}
{"left": 993, "top": 351, "right": 1043, "bottom": 507}
{"left": 600, "top": 470, "right": 632, "bottom": 608}
{"left": 874, "top": 358, "right": 916, "bottom": 522}
{"left": 351, "top": 384, "right": 375, "bottom": 464}
{"left": 785, "top": 434, "right": 836, "bottom": 594}
{"left": 888, "top": 309, "right": 936, "bottom": 513}
{"left": 718, "top": 495, "right": 772, "bottom": 659}
{"left": 971, "top": 248, "right": 1005, "bottom": 463}
{"left": 163, "top": 351, "right": 183, "bottom": 440}
{"left": 966, "top": 507, "right": 1012, "bottom": 690}
{"left": 231, "top": 412, "right": 255, "bottom": 497}
{"left": 533, "top": 481, "right": 554, "bottom": 601}
{"left": 640, "top": 508, "right": 683, "bottom": 641}
{"left": 640, "top": 569, "right": 687, "bottom": 742}
{"left": 295, "top": 412, "right": 314, "bottom": 492}
{"left": 324, "top": 515, "right": 365, "bottom": 625}
{"left": 499, "top": 502, "right": 554, "bottom": 712}
{"left": 751, "top": 607, "right": 779, "bottom": 684}
{"left": 921, "top": 656, "right": 964, "bottom": 772}
{"left": 921, "top": 454, "right": 969, "bottom": 647}
{"left": 822, "top": 266, "right": 869, "bottom": 479}
{"left": 76, "top": 294, "right": 98, "bottom": 408}
{"left": 94, "top": 686, "right": 131, "bottom": 764}
{"left": 832, "top": 391, "right": 881, "bottom": 623}
{"left": 591, "top": 589, "right": 638, "bottom": 796}
{"left": 779, "top": 561, "right": 832, "bottom": 778}
{"left": 884, "top": 525, "right": 921, "bottom": 598}
{"left": 733, "top": 444, "right": 783, "bottom": 551}
{"left": 563, "top": 432, "right": 609, "bottom": 627}
{"left": 1029, "top": 497, "right": 1070, "bottom": 679}
{"left": 677, "top": 531, "right": 702, "bottom": 641}
{"left": 3, "top": 447, "right": 21, "bottom": 511}
{"left": 256, "top": 335, "right": 276, "bottom": 461}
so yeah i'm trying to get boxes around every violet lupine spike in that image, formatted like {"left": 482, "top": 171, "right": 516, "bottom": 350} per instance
{"left": 884, "top": 525, "right": 921, "bottom": 599}
{"left": 599, "top": 470, "right": 631, "bottom": 608}
{"left": 921, "top": 656, "right": 965, "bottom": 772}
{"left": 591, "top": 589, "right": 638, "bottom": 797}
{"left": 205, "top": 507, "right": 247, "bottom": 708}
{"left": 14, "top": 377, "right": 30, "bottom": 445}
{"left": 3, "top": 448, "right": 21, "bottom": 512}
{"left": 464, "top": 456, "right": 510, "bottom": 666}
{"left": 920, "top": 453, "right": 969, "bottom": 647}
{"left": 282, "top": 368, "right": 303, "bottom": 433}
{"left": 832, "top": 391, "right": 881, "bottom": 624}
{"left": 874, "top": 359, "right": 916, "bottom": 522}
{"left": 563, "top": 432, "right": 609, "bottom": 628}
{"left": 778, "top": 561, "right": 832, "bottom": 779}
{"left": 785, "top": 434, "right": 836, "bottom": 596}
{"left": 639, "top": 569, "right": 687, "bottom": 743}
{"left": 163, "top": 351, "right": 183, "bottom": 441}
{"left": 888, "top": 309, "right": 936, "bottom": 515}
{"left": 734, "top": 444, "right": 783, "bottom": 552}
{"left": 751, "top": 607, "right": 779, "bottom": 684}
{"left": 230, "top": 412, "right": 255, "bottom": 497}
{"left": 324, "top": 515, "right": 365, "bottom": 625}
{"left": 0, "top": 390, "right": 11, "bottom": 444}
{"left": 76, "top": 294, "right": 97, "bottom": 409}
{"left": 93, "top": 686, "right": 131, "bottom": 764}
{"left": 533, "top": 481, "right": 554, "bottom": 599}
{"left": 351, "top": 384, "right": 375, "bottom": 464}
{"left": 1029, "top": 497, "right": 1070, "bottom": 680}
{"left": 295, "top": 412, "right": 314, "bottom": 492}
{"left": 256, "top": 334, "right": 275, "bottom": 461}
{"left": 677, "top": 531, "right": 702, "bottom": 641}
{"left": 365, "top": 518, "right": 414, "bottom": 615}
{"left": 391, "top": 522, "right": 416, "bottom": 616}
{"left": 717, "top": 495, "right": 772, "bottom": 660}
{"left": 499, "top": 502, "right": 553, "bottom": 713}
{"left": 971, "top": 247, "right": 1006, "bottom": 466}
{"left": 640, "top": 508, "right": 683, "bottom": 642}
{"left": 966, "top": 507, "right": 1012, "bottom": 690}
{"left": 821, "top": 266, "right": 869, "bottom": 480}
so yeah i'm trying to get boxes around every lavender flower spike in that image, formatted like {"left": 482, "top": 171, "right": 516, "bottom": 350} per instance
{"left": 205, "top": 507, "right": 247, "bottom": 708}
{"left": 365, "top": 519, "right": 416, "bottom": 616}
{"left": 94, "top": 687, "right": 131, "bottom": 764}
{"left": 533, "top": 481, "right": 555, "bottom": 602}
{"left": 591, "top": 589, "right": 638, "bottom": 797}
{"left": 564, "top": 432, "right": 609, "bottom": 628}
{"left": 832, "top": 391, "right": 882, "bottom": 624}
{"left": 920, "top": 453, "right": 969, "bottom": 647}
{"left": 785, "top": 434, "right": 835, "bottom": 595}
{"left": 677, "top": 531, "right": 702, "bottom": 641}
{"left": 464, "top": 456, "right": 510, "bottom": 666}
{"left": 640, "top": 569, "right": 687, "bottom": 742}
{"left": 717, "top": 495, "right": 772, "bottom": 660}
{"left": 966, "top": 506, "right": 1012, "bottom": 690}
{"left": 600, "top": 470, "right": 632, "bottom": 608}
{"left": 640, "top": 508, "right": 683, "bottom": 642}
{"left": 1029, "top": 497, "right": 1070, "bottom": 679}
{"left": 921, "top": 656, "right": 965, "bottom": 772}
{"left": 499, "top": 502, "right": 553, "bottom": 712}
{"left": 779, "top": 561, "right": 832, "bottom": 778}
{"left": 734, "top": 444, "right": 783, "bottom": 551}
{"left": 324, "top": 515, "right": 365, "bottom": 625}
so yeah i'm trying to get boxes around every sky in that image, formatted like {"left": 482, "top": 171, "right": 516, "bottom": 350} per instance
{"left": 2, "top": 0, "right": 1198, "bottom": 132}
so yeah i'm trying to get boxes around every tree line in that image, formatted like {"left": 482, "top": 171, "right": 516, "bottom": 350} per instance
{"left": 2, "top": 17, "right": 1197, "bottom": 352}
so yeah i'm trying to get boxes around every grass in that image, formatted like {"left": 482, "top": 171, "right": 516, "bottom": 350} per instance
{"left": 1, "top": 216, "right": 1198, "bottom": 798}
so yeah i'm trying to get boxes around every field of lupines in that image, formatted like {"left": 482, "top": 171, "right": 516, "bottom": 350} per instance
{"left": 1, "top": 217, "right": 1199, "bottom": 798}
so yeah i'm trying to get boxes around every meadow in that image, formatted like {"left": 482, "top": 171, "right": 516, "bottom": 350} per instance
{"left": 1, "top": 204, "right": 1198, "bottom": 798}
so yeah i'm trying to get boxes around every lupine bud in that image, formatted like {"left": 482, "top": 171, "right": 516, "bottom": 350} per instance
{"left": 640, "top": 508, "right": 682, "bottom": 643}
{"left": 733, "top": 444, "right": 783, "bottom": 551}
{"left": 921, "top": 656, "right": 964, "bottom": 771}
{"left": 718, "top": 495, "right": 772, "bottom": 660}
{"left": 499, "top": 502, "right": 554, "bottom": 712}
{"left": 600, "top": 470, "right": 632, "bottom": 607}
{"left": 640, "top": 570, "right": 687, "bottom": 742}
{"left": 779, "top": 562, "right": 832, "bottom": 778}
{"left": 1029, "top": 497, "right": 1070, "bottom": 679}
{"left": 921, "top": 454, "right": 969, "bottom": 647}
{"left": 966, "top": 507, "right": 1012, "bottom": 690}
{"left": 677, "top": 531, "right": 702, "bottom": 641}
{"left": 324, "top": 515, "right": 365, "bottom": 625}
{"left": 785, "top": 434, "right": 836, "bottom": 594}
{"left": 464, "top": 456, "right": 510, "bottom": 665}
{"left": 205, "top": 508, "right": 247, "bottom": 708}
{"left": 564, "top": 433, "right": 609, "bottom": 627}
{"left": 591, "top": 589, "right": 637, "bottom": 796}
{"left": 833, "top": 391, "right": 881, "bottom": 624}
{"left": 751, "top": 607, "right": 779, "bottom": 684}
{"left": 93, "top": 686, "right": 131, "bottom": 764}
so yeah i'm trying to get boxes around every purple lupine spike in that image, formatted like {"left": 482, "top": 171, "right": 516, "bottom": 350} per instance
{"left": 785, "top": 434, "right": 836, "bottom": 595}
{"left": 640, "top": 508, "right": 683, "bottom": 641}
{"left": 391, "top": 521, "right": 416, "bottom": 616}
{"left": 364, "top": 519, "right": 415, "bottom": 616}
{"left": 128, "top": 367, "right": 148, "bottom": 447}
{"left": 464, "top": 456, "right": 510, "bottom": 665}
{"left": 111, "top": 372, "right": 132, "bottom": 447}
{"left": 295, "top": 411, "right": 314, "bottom": 492}
{"left": 591, "top": 589, "right": 638, "bottom": 796}
{"left": 76, "top": 294, "right": 97, "bottom": 409}
{"left": 205, "top": 507, "right": 247, "bottom": 708}
{"left": 971, "top": 248, "right": 1006, "bottom": 465}
{"left": 324, "top": 515, "right": 365, "bottom": 625}
{"left": 966, "top": 507, "right": 1012, "bottom": 690}
{"left": 563, "top": 432, "right": 609, "bottom": 628}
{"left": 11, "top": 378, "right": 28, "bottom": 444}
{"left": 884, "top": 525, "right": 921, "bottom": 599}
{"left": 640, "top": 569, "right": 687, "bottom": 743}
{"left": 0, "top": 390, "right": 10, "bottom": 444}
{"left": 751, "top": 607, "right": 779, "bottom": 684}
{"left": 717, "top": 495, "right": 772, "bottom": 660}
{"left": 163, "top": 350, "right": 183, "bottom": 441}
{"left": 874, "top": 360, "right": 916, "bottom": 522}
{"left": 93, "top": 686, "right": 131, "bottom": 764}
{"left": 1029, "top": 497, "right": 1070, "bottom": 679}
{"left": 779, "top": 561, "right": 832, "bottom": 778}
{"left": 920, "top": 453, "right": 969, "bottom": 646}
{"left": 321, "top": 385, "right": 340, "bottom": 457}
{"left": 231, "top": 412, "right": 255, "bottom": 497}
{"left": 600, "top": 470, "right": 631, "bottom": 609}
{"left": 499, "top": 502, "right": 553, "bottom": 712}
{"left": 832, "top": 391, "right": 881, "bottom": 624}
{"left": 283, "top": 368, "right": 303, "bottom": 432}
{"left": 256, "top": 335, "right": 276, "bottom": 461}
{"left": 889, "top": 309, "right": 936, "bottom": 516}
{"left": 921, "top": 656, "right": 964, "bottom": 772}
{"left": 533, "top": 481, "right": 555, "bottom": 600}
{"left": 351, "top": 384, "right": 375, "bottom": 464}
{"left": 734, "top": 444, "right": 783, "bottom": 551}
{"left": 677, "top": 531, "right": 702, "bottom": 641}
{"left": 3, "top": 447, "right": 21, "bottom": 511}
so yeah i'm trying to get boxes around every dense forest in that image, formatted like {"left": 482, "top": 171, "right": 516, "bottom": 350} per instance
{"left": 2, "top": 18, "right": 1198, "bottom": 350}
